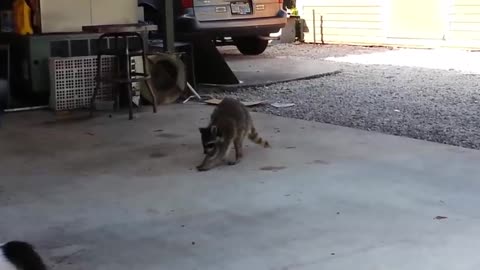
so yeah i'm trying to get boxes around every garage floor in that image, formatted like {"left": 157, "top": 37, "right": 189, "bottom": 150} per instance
{"left": 1, "top": 105, "right": 480, "bottom": 270}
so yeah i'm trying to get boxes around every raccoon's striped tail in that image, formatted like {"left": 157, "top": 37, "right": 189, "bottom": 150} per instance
{"left": 248, "top": 127, "right": 270, "bottom": 148}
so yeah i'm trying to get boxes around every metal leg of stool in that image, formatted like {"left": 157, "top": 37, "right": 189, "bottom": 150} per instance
{"left": 145, "top": 80, "right": 157, "bottom": 113}
{"left": 142, "top": 56, "right": 157, "bottom": 113}
{"left": 125, "top": 55, "right": 134, "bottom": 120}
{"left": 114, "top": 57, "right": 121, "bottom": 112}
{"left": 114, "top": 86, "right": 120, "bottom": 112}
{"left": 113, "top": 36, "right": 121, "bottom": 112}
{"left": 137, "top": 32, "right": 157, "bottom": 113}
{"left": 90, "top": 53, "right": 103, "bottom": 117}
{"left": 137, "top": 90, "right": 142, "bottom": 112}
{"left": 126, "top": 82, "right": 133, "bottom": 120}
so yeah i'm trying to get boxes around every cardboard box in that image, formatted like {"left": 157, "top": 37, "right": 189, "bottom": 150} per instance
{"left": 40, "top": 0, "right": 138, "bottom": 33}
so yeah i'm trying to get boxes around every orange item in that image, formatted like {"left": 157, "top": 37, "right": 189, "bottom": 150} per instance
{"left": 12, "top": 0, "right": 33, "bottom": 35}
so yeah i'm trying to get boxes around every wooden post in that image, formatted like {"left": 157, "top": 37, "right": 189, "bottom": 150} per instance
{"left": 320, "top": 15, "right": 324, "bottom": 44}
{"left": 312, "top": 9, "right": 316, "bottom": 43}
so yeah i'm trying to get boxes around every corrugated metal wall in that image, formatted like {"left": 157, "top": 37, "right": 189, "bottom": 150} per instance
{"left": 299, "top": 0, "right": 480, "bottom": 49}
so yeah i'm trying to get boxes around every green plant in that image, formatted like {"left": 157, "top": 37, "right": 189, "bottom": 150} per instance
{"left": 291, "top": 7, "right": 299, "bottom": 16}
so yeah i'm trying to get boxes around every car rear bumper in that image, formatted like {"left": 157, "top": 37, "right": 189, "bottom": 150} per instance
{"left": 177, "top": 10, "right": 288, "bottom": 37}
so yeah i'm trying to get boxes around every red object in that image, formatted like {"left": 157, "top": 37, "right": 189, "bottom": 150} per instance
{"left": 181, "top": 0, "right": 193, "bottom": 11}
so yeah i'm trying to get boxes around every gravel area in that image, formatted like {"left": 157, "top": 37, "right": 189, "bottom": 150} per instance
{"left": 213, "top": 44, "right": 480, "bottom": 150}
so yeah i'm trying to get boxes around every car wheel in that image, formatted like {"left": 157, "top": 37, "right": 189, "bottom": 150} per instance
{"left": 233, "top": 36, "right": 269, "bottom": 55}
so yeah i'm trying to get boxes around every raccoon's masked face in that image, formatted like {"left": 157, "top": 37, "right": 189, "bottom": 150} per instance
{"left": 199, "top": 126, "right": 221, "bottom": 156}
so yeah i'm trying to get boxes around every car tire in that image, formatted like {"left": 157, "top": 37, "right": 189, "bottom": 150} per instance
{"left": 234, "top": 36, "right": 269, "bottom": 55}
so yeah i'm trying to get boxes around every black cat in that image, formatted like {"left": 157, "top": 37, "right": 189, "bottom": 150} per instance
{"left": 0, "top": 241, "right": 46, "bottom": 270}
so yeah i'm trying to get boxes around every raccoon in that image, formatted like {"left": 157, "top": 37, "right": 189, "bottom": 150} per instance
{"left": 0, "top": 241, "right": 47, "bottom": 270}
{"left": 197, "top": 97, "right": 270, "bottom": 171}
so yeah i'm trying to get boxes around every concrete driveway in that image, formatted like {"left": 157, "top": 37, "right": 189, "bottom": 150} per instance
{"left": 221, "top": 46, "right": 340, "bottom": 87}
{"left": 1, "top": 105, "right": 480, "bottom": 270}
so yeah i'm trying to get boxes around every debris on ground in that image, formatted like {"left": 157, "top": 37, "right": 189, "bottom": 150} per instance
{"left": 260, "top": 166, "right": 287, "bottom": 171}
{"left": 434, "top": 216, "right": 448, "bottom": 220}
{"left": 243, "top": 100, "right": 267, "bottom": 107}
{"left": 271, "top": 102, "right": 295, "bottom": 108}
{"left": 204, "top": 98, "right": 266, "bottom": 107}
{"left": 182, "top": 95, "right": 214, "bottom": 104}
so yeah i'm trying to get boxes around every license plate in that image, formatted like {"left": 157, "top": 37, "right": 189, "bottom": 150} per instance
{"left": 231, "top": 2, "right": 252, "bottom": 15}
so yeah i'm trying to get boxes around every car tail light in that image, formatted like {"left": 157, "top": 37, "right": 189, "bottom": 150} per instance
{"left": 181, "top": 0, "right": 193, "bottom": 11}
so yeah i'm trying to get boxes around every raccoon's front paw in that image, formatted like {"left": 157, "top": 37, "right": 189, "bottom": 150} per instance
{"left": 227, "top": 160, "right": 237, "bottom": 166}
{"left": 196, "top": 165, "right": 209, "bottom": 172}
